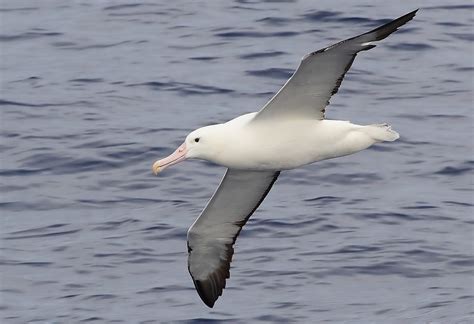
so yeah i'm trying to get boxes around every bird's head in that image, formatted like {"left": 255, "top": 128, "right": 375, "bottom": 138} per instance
{"left": 152, "top": 124, "right": 225, "bottom": 175}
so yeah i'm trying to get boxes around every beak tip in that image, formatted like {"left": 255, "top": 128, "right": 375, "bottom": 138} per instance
{"left": 152, "top": 161, "right": 161, "bottom": 176}
{"left": 152, "top": 142, "right": 186, "bottom": 176}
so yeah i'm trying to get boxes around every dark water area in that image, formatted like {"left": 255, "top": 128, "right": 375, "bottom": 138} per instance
{"left": 1, "top": 0, "right": 473, "bottom": 323}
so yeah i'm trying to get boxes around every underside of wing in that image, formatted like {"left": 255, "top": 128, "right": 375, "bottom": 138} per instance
{"left": 252, "top": 9, "right": 418, "bottom": 122}
{"left": 187, "top": 169, "right": 280, "bottom": 307}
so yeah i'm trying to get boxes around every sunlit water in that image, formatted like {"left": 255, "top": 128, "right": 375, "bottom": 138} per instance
{"left": 1, "top": 1, "right": 473, "bottom": 323}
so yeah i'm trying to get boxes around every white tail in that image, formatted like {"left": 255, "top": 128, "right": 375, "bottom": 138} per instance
{"left": 364, "top": 123, "right": 399, "bottom": 142}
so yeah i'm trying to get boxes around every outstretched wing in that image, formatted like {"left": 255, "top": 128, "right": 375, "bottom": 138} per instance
{"left": 252, "top": 10, "right": 418, "bottom": 122}
{"left": 187, "top": 169, "right": 280, "bottom": 307}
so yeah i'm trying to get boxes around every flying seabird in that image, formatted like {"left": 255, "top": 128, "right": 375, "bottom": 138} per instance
{"left": 152, "top": 10, "right": 418, "bottom": 308}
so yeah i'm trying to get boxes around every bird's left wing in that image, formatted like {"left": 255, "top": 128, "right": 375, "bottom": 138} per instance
{"left": 187, "top": 169, "right": 280, "bottom": 307}
{"left": 252, "top": 10, "right": 418, "bottom": 122}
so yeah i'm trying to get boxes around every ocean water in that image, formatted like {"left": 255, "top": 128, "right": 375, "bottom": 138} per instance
{"left": 1, "top": 0, "right": 473, "bottom": 323}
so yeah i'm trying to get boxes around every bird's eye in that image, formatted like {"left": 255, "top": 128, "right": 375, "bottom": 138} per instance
{"left": 194, "top": 138, "right": 200, "bottom": 143}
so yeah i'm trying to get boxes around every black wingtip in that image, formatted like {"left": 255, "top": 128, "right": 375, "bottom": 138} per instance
{"left": 400, "top": 8, "right": 420, "bottom": 20}
{"left": 398, "top": 9, "right": 419, "bottom": 20}
{"left": 364, "top": 9, "right": 419, "bottom": 42}
{"left": 194, "top": 280, "right": 216, "bottom": 308}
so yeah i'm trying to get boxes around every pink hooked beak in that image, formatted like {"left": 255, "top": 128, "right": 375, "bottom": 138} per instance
{"left": 152, "top": 142, "right": 187, "bottom": 175}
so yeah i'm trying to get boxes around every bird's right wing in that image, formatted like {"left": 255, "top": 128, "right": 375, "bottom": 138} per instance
{"left": 252, "top": 10, "right": 418, "bottom": 122}
{"left": 187, "top": 169, "right": 280, "bottom": 307}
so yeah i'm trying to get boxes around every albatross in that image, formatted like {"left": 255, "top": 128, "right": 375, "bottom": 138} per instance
{"left": 152, "top": 10, "right": 417, "bottom": 307}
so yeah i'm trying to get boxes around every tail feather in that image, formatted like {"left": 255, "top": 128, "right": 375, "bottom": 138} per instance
{"left": 365, "top": 123, "right": 399, "bottom": 142}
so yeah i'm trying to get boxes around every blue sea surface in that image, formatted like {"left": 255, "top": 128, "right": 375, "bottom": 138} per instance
{"left": 1, "top": 0, "right": 473, "bottom": 323}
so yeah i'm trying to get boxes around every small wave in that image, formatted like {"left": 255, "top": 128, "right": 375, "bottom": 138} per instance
{"left": 177, "top": 319, "right": 231, "bottom": 324}
{"left": 0, "top": 99, "right": 92, "bottom": 108}
{"left": 17, "top": 153, "right": 120, "bottom": 175}
{"left": 337, "top": 16, "right": 385, "bottom": 25}
{"left": 447, "top": 33, "right": 474, "bottom": 42}
{"left": 443, "top": 200, "right": 473, "bottom": 207}
{"left": 402, "top": 249, "right": 447, "bottom": 263}
{"left": 449, "top": 259, "right": 474, "bottom": 267}
{"left": 0, "top": 184, "right": 27, "bottom": 192}
{"left": 254, "top": 315, "right": 295, "bottom": 323}
{"left": 50, "top": 41, "right": 77, "bottom": 48}
{"left": 351, "top": 211, "right": 422, "bottom": 222}
{"left": 72, "top": 140, "right": 136, "bottom": 149}
{"left": 315, "top": 224, "right": 340, "bottom": 232}
{"left": 386, "top": 43, "right": 435, "bottom": 51}
{"left": 0, "top": 200, "right": 69, "bottom": 211}
{"left": 425, "top": 4, "right": 474, "bottom": 10}
{"left": 435, "top": 161, "right": 473, "bottom": 176}
{"left": 189, "top": 56, "right": 219, "bottom": 61}
{"left": 301, "top": 10, "right": 341, "bottom": 22}
{"left": 216, "top": 30, "right": 298, "bottom": 38}
{"left": 137, "top": 285, "right": 193, "bottom": 294}
{"left": 0, "top": 168, "right": 47, "bottom": 177}
{"left": 436, "top": 22, "right": 468, "bottom": 27}
{"left": 339, "top": 261, "right": 441, "bottom": 278}
{"left": 107, "top": 11, "right": 166, "bottom": 17}
{"left": 118, "top": 182, "right": 157, "bottom": 190}
{"left": 418, "top": 300, "right": 452, "bottom": 309}
{"left": 0, "top": 7, "right": 38, "bottom": 12}
{"left": 78, "top": 197, "right": 166, "bottom": 209}
{"left": 317, "top": 172, "right": 382, "bottom": 185}
{"left": 303, "top": 196, "right": 342, "bottom": 206}
{"left": 169, "top": 41, "right": 228, "bottom": 50}
{"left": 8, "top": 223, "right": 68, "bottom": 235}
{"left": 82, "top": 294, "right": 117, "bottom": 301}
{"left": 250, "top": 217, "right": 325, "bottom": 229}
{"left": 368, "top": 145, "right": 396, "bottom": 152}
{"left": 103, "top": 3, "right": 154, "bottom": 11}
{"left": 378, "top": 95, "right": 425, "bottom": 102}
{"left": 127, "top": 81, "right": 234, "bottom": 96}
{"left": 10, "top": 76, "right": 42, "bottom": 84}
{"left": 59, "top": 41, "right": 133, "bottom": 51}
{"left": 102, "top": 147, "right": 149, "bottom": 160}
{"left": 331, "top": 245, "right": 382, "bottom": 254}
{"left": 0, "top": 31, "right": 62, "bottom": 42}
{"left": 4, "top": 229, "right": 81, "bottom": 240}
{"left": 401, "top": 205, "right": 438, "bottom": 210}
{"left": 79, "top": 317, "right": 104, "bottom": 322}
{"left": 91, "top": 218, "right": 140, "bottom": 231}
{"left": 69, "top": 78, "right": 104, "bottom": 83}
{"left": 1, "top": 260, "right": 53, "bottom": 267}
{"left": 143, "top": 227, "right": 187, "bottom": 240}
{"left": 246, "top": 68, "right": 293, "bottom": 80}
{"left": 239, "top": 51, "right": 286, "bottom": 60}
{"left": 427, "top": 114, "right": 466, "bottom": 119}
{"left": 256, "top": 17, "right": 294, "bottom": 26}
{"left": 454, "top": 66, "right": 474, "bottom": 72}
{"left": 140, "top": 224, "right": 173, "bottom": 232}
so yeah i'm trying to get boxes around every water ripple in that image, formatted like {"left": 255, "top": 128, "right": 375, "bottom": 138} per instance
{"left": 0, "top": 31, "right": 62, "bottom": 42}
{"left": 246, "top": 68, "right": 293, "bottom": 80}
{"left": 435, "top": 161, "right": 473, "bottom": 176}
{"left": 216, "top": 30, "right": 299, "bottom": 38}
{"left": 127, "top": 81, "right": 234, "bottom": 95}
{"left": 239, "top": 51, "right": 286, "bottom": 60}
{"left": 0, "top": 99, "right": 92, "bottom": 108}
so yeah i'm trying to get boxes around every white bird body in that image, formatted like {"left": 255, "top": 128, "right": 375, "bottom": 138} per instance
{"left": 151, "top": 10, "right": 417, "bottom": 308}
{"left": 194, "top": 113, "right": 398, "bottom": 171}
